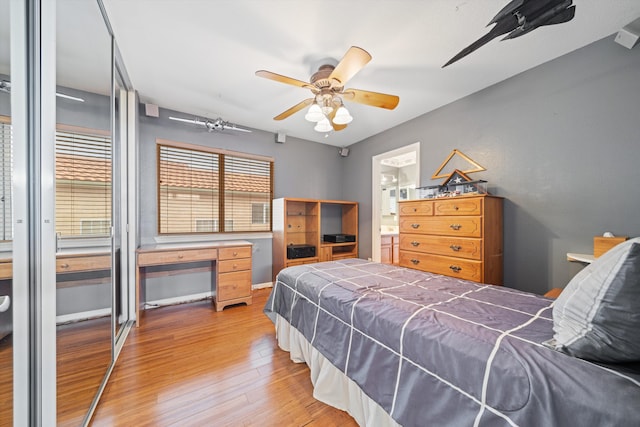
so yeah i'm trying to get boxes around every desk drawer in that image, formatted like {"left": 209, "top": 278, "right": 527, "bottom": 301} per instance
{"left": 57, "top": 255, "right": 111, "bottom": 273}
{"left": 218, "top": 270, "right": 252, "bottom": 300}
{"left": 0, "top": 261, "right": 12, "bottom": 280}
{"left": 219, "top": 246, "right": 252, "bottom": 260}
{"left": 218, "top": 258, "right": 252, "bottom": 273}
{"left": 137, "top": 248, "right": 218, "bottom": 266}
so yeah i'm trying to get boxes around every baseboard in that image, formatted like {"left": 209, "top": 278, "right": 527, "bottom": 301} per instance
{"left": 144, "top": 291, "right": 212, "bottom": 309}
{"left": 253, "top": 281, "right": 273, "bottom": 290}
{"left": 57, "top": 284, "right": 274, "bottom": 323}
{"left": 56, "top": 307, "right": 111, "bottom": 325}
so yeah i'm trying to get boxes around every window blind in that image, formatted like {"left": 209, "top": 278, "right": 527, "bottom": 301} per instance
{"left": 55, "top": 130, "right": 112, "bottom": 237}
{"left": 158, "top": 143, "right": 273, "bottom": 234}
{"left": 0, "top": 121, "right": 12, "bottom": 241}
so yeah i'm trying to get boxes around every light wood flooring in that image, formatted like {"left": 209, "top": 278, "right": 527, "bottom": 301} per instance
{"left": 91, "top": 288, "right": 358, "bottom": 426}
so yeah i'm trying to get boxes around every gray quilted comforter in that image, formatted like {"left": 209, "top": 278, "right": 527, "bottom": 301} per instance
{"left": 264, "top": 258, "right": 640, "bottom": 427}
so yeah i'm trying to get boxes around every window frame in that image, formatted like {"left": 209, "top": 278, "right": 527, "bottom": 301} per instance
{"left": 156, "top": 138, "right": 273, "bottom": 235}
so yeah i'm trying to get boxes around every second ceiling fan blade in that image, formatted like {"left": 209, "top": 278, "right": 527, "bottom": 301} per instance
{"left": 255, "top": 70, "right": 315, "bottom": 90}
{"left": 274, "top": 98, "right": 314, "bottom": 120}
{"left": 342, "top": 88, "right": 399, "bottom": 110}
{"left": 329, "top": 46, "right": 372, "bottom": 87}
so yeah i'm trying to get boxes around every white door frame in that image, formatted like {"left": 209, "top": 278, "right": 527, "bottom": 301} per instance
{"left": 371, "top": 142, "right": 420, "bottom": 262}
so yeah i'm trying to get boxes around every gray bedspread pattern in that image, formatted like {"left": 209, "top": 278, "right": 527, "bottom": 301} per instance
{"left": 264, "top": 258, "right": 640, "bottom": 427}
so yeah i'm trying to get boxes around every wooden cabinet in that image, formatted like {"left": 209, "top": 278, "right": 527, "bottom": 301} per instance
{"left": 398, "top": 195, "right": 503, "bottom": 285}
{"left": 215, "top": 246, "right": 253, "bottom": 312}
{"left": 272, "top": 198, "right": 358, "bottom": 280}
{"left": 381, "top": 235, "right": 399, "bottom": 265}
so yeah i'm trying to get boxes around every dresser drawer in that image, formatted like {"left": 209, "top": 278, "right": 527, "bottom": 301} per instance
{"left": 218, "top": 270, "right": 252, "bottom": 300}
{"left": 218, "top": 257, "right": 252, "bottom": 273}
{"left": 399, "top": 251, "right": 482, "bottom": 282}
{"left": 399, "top": 234, "right": 482, "bottom": 260}
{"left": 56, "top": 254, "right": 111, "bottom": 273}
{"left": 219, "top": 246, "right": 252, "bottom": 260}
{"left": 434, "top": 197, "right": 482, "bottom": 216}
{"left": 138, "top": 248, "right": 218, "bottom": 266}
{"left": 399, "top": 216, "right": 482, "bottom": 237}
{"left": 398, "top": 200, "right": 433, "bottom": 216}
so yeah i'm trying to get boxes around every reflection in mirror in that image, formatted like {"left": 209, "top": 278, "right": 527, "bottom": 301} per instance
{"left": 0, "top": 0, "right": 12, "bottom": 424}
{"left": 56, "top": 1, "right": 113, "bottom": 425}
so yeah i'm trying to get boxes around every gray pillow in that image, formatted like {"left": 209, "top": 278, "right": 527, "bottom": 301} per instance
{"left": 552, "top": 237, "right": 640, "bottom": 362}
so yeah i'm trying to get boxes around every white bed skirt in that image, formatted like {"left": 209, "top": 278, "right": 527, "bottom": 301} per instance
{"left": 273, "top": 314, "right": 401, "bottom": 427}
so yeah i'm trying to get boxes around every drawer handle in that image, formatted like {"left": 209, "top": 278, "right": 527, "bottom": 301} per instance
{"left": 411, "top": 241, "right": 420, "bottom": 247}
{"left": 453, "top": 205, "right": 459, "bottom": 211}
{"left": 449, "top": 224, "right": 462, "bottom": 230}
{"left": 411, "top": 223, "right": 420, "bottom": 229}
{"left": 449, "top": 265, "right": 462, "bottom": 273}
{"left": 449, "top": 245, "right": 461, "bottom": 251}
{"left": 411, "top": 259, "right": 420, "bottom": 265}
{"left": 233, "top": 251, "right": 238, "bottom": 256}
{"left": 60, "top": 263, "right": 69, "bottom": 269}
{"left": 413, "top": 208, "right": 417, "bottom": 212}
{"left": 177, "top": 254, "right": 184, "bottom": 259}
{"left": 233, "top": 264, "right": 238, "bottom": 269}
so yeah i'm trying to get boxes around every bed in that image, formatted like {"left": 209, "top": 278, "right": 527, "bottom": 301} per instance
{"left": 264, "top": 257, "right": 640, "bottom": 427}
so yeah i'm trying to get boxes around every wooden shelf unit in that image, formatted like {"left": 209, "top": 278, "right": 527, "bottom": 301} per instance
{"left": 272, "top": 198, "right": 358, "bottom": 281}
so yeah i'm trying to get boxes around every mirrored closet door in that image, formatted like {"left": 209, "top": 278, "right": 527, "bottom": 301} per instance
{"left": 56, "top": 1, "right": 132, "bottom": 425}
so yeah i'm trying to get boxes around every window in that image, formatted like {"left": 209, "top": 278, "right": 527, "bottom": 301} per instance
{"left": 251, "top": 203, "right": 268, "bottom": 225}
{"left": 0, "top": 118, "right": 12, "bottom": 241}
{"left": 55, "top": 127, "right": 112, "bottom": 237}
{"left": 0, "top": 118, "right": 112, "bottom": 240}
{"left": 158, "top": 141, "right": 273, "bottom": 234}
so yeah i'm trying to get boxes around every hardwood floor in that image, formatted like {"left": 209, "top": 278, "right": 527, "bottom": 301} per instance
{"left": 91, "top": 288, "right": 358, "bottom": 426}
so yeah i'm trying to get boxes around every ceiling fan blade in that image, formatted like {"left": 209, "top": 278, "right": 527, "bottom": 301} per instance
{"left": 342, "top": 88, "right": 399, "bottom": 110}
{"left": 255, "top": 70, "right": 315, "bottom": 91}
{"left": 329, "top": 46, "right": 372, "bottom": 87}
{"left": 169, "top": 116, "right": 206, "bottom": 126}
{"left": 274, "top": 98, "right": 314, "bottom": 121}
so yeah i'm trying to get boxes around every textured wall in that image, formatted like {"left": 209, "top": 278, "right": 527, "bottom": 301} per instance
{"left": 137, "top": 107, "right": 346, "bottom": 298}
{"left": 342, "top": 34, "right": 640, "bottom": 294}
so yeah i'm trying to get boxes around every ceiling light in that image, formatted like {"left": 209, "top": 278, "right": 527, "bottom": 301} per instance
{"left": 304, "top": 103, "right": 324, "bottom": 122}
{"left": 320, "top": 96, "right": 334, "bottom": 115}
{"left": 314, "top": 117, "right": 333, "bottom": 132}
{"left": 332, "top": 105, "right": 353, "bottom": 125}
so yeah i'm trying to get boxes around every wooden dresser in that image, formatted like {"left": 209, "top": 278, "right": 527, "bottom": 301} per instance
{"left": 398, "top": 195, "right": 503, "bottom": 285}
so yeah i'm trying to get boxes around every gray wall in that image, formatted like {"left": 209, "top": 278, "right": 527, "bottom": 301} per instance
{"left": 137, "top": 108, "right": 345, "bottom": 299}
{"left": 342, "top": 34, "right": 640, "bottom": 295}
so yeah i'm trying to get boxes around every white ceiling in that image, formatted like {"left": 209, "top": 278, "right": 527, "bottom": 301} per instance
{"left": 7, "top": 1, "right": 640, "bottom": 148}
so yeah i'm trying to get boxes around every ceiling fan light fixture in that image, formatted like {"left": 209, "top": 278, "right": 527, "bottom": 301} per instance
{"left": 305, "top": 103, "right": 324, "bottom": 122}
{"left": 321, "top": 97, "right": 334, "bottom": 115}
{"left": 333, "top": 105, "right": 353, "bottom": 125}
{"left": 314, "top": 117, "right": 333, "bottom": 132}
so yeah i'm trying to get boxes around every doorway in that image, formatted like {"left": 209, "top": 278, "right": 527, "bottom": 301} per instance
{"left": 371, "top": 142, "right": 420, "bottom": 262}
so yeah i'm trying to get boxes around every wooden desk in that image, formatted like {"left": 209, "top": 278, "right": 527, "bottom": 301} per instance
{"left": 135, "top": 241, "right": 253, "bottom": 326}
{"left": 0, "top": 251, "right": 111, "bottom": 281}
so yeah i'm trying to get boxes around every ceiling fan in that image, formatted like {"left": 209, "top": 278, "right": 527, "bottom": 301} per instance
{"left": 169, "top": 116, "right": 252, "bottom": 133}
{"left": 256, "top": 46, "right": 399, "bottom": 132}
{"left": 0, "top": 79, "right": 85, "bottom": 102}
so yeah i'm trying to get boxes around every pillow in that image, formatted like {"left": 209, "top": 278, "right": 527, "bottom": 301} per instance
{"left": 552, "top": 237, "right": 640, "bottom": 362}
